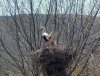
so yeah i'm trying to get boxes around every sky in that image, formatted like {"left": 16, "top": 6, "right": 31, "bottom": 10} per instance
{"left": 0, "top": 0, "right": 99, "bottom": 16}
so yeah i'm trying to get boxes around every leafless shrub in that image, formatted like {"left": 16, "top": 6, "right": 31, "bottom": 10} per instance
{"left": 0, "top": 0, "right": 100, "bottom": 76}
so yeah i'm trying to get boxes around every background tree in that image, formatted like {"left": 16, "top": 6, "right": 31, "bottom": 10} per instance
{"left": 0, "top": 0, "right": 100, "bottom": 76}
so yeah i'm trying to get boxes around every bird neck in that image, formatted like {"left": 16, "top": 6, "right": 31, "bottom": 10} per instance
{"left": 42, "top": 28, "right": 46, "bottom": 33}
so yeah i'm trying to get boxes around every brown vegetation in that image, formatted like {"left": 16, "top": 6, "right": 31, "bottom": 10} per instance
{"left": 30, "top": 45, "right": 75, "bottom": 76}
{"left": 0, "top": 0, "right": 100, "bottom": 76}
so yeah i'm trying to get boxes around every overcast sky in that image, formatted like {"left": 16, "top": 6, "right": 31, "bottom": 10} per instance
{"left": 0, "top": 0, "right": 99, "bottom": 16}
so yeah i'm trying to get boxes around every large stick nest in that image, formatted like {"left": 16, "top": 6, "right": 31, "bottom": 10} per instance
{"left": 31, "top": 45, "right": 76, "bottom": 76}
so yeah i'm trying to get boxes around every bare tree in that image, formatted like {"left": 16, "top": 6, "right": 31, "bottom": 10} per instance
{"left": 0, "top": 0, "right": 100, "bottom": 76}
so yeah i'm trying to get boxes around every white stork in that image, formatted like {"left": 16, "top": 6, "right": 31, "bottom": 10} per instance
{"left": 40, "top": 25, "right": 56, "bottom": 47}
{"left": 40, "top": 26, "right": 50, "bottom": 42}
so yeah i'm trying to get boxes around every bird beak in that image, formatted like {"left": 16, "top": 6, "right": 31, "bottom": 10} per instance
{"left": 39, "top": 27, "right": 43, "bottom": 31}
{"left": 39, "top": 25, "right": 44, "bottom": 31}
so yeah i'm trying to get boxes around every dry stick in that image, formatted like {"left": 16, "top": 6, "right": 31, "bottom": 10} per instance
{"left": 34, "top": 0, "right": 42, "bottom": 48}
{"left": 10, "top": 12, "right": 35, "bottom": 51}
{"left": 54, "top": 0, "right": 58, "bottom": 44}
{"left": 69, "top": 5, "right": 99, "bottom": 76}
{"left": 77, "top": 38, "right": 100, "bottom": 76}
{"left": 14, "top": 11, "right": 25, "bottom": 73}
{"left": 29, "top": 0, "right": 37, "bottom": 50}
{"left": 12, "top": 14, "right": 32, "bottom": 75}
{"left": 6, "top": 1, "right": 26, "bottom": 75}
{"left": 90, "top": 48, "right": 97, "bottom": 76}
{"left": 5, "top": 1, "right": 36, "bottom": 75}
{"left": 0, "top": 56, "right": 20, "bottom": 70}
{"left": 0, "top": 39, "right": 25, "bottom": 75}
{"left": 18, "top": 39, "right": 34, "bottom": 75}
{"left": 77, "top": 57, "right": 89, "bottom": 76}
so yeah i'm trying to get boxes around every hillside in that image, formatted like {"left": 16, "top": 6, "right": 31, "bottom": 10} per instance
{"left": 0, "top": 14, "right": 100, "bottom": 76}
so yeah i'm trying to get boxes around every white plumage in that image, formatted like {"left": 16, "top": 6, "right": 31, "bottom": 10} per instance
{"left": 40, "top": 26, "right": 50, "bottom": 41}
{"left": 42, "top": 32, "right": 50, "bottom": 41}
{"left": 40, "top": 25, "right": 56, "bottom": 47}
{"left": 40, "top": 25, "right": 55, "bottom": 42}
{"left": 42, "top": 32, "right": 49, "bottom": 37}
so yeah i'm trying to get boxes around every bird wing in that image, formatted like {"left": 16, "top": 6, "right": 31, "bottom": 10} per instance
{"left": 48, "top": 25, "right": 57, "bottom": 40}
{"left": 48, "top": 25, "right": 57, "bottom": 46}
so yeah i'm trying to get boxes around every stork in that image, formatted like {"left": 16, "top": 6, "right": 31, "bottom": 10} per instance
{"left": 40, "top": 26, "right": 51, "bottom": 42}
{"left": 40, "top": 25, "right": 56, "bottom": 47}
